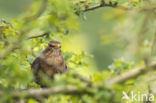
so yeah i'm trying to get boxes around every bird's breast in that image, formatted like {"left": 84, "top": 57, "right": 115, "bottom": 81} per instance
{"left": 39, "top": 53, "right": 63, "bottom": 66}
{"left": 46, "top": 55, "right": 63, "bottom": 66}
{"left": 39, "top": 60, "right": 55, "bottom": 77}
{"left": 39, "top": 55, "right": 64, "bottom": 74}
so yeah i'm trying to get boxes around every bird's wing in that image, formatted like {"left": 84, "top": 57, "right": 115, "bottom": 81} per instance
{"left": 60, "top": 56, "right": 68, "bottom": 73}
{"left": 31, "top": 57, "right": 42, "bottom": 84}
{"left": 31, "top": 57, "right": 40, "bottom": 71}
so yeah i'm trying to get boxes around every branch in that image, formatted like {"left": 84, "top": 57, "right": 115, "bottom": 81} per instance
{"left": 82, "top": 2, "right": 118, "bottom": 12}
{"left": 105, "top": 62, "right": 156, "bottom": 85}
{"left": 0, "top": 85, "right": 91, "bottom": 99}
{"left": 27, "top": 33, "right": 49, "bottom": 39}
{"left": 0, "top": 32, "right": 49, "bottom": 61}
{"left": 1, "top": 62, "right": 156, "bottom": 100}
{"left": 79, "top": 1, "right": 132, "bottom": 14}
{"left": 14, "top": 85, "right": 77, "bottom": 98}
{"left": 79, "top": 1, "right": 156, "bottom": 14}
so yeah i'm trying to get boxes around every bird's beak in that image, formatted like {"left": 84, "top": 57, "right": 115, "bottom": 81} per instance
{"left": 56, "top": 44, "right": 61, "bottom": 48}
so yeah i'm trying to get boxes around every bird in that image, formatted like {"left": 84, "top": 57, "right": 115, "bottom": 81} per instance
{"left": 31, "top": 40, "right": 68, "bottom": 87}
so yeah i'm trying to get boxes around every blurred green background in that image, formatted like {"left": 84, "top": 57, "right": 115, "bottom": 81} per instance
{"left": 0, "top": 0, "right": 120, "bottom": 71}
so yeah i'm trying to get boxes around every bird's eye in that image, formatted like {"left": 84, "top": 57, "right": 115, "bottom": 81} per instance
{"left": 49, "top": 44, "right": 54, "bottom": 47}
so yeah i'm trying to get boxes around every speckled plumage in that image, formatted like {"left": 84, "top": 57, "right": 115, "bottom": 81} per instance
{"left": 31, "top": 41, "right": 68, "bottom": 87}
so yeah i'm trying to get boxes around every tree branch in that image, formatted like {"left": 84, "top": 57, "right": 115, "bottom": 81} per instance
{"left": 80, "top": 1, "right": 156, "bottom": 13}
{"left": 27, "top": 33, "right": 49, "bottom": 39}
{"left": 105, "top": 62, "right": 156, "bottom": 85}
{"left": 1, "top": 62, "right": 156, "bottom": 100}
{"left": 82, "top": 2, "right": 118, "bottom": 12}
{"left": 0, "top": 85, "right": 91, "bottom": 99}
{"left": 14, "top": 85, "right": 78, "bottom": 98}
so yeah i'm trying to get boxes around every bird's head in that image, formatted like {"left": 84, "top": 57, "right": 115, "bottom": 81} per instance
{"left": 41, "top": 40, "right": 62, "bottom": 59}
{"left": 48, "top": 40, "right": 61, "bottom": 49}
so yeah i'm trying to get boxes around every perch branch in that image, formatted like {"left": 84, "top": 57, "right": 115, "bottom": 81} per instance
{"left": 105, "top": 62, "right": 156, "bottom": 85}
{"left": 0, "top": 85, "right": 91, "bottom": 99}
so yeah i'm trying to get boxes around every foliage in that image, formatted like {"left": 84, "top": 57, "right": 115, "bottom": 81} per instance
{"left": 0, "top": 0, "right": 156, "bottom": 103}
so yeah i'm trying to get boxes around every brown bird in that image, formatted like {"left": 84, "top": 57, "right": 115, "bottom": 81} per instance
{"left": 31, "top": 41, "right": 68, "bottom": 87}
